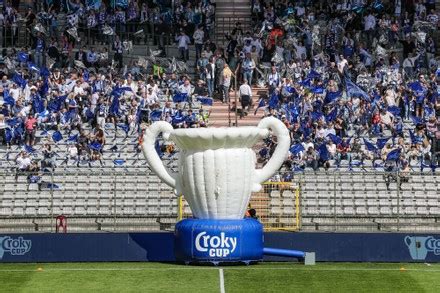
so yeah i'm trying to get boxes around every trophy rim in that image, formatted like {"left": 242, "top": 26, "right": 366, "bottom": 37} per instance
{"left": 169, "top": 127, "right": 269, "bottom": 149}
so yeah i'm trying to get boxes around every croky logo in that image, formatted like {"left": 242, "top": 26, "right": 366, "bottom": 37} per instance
{"left": 0, "top": 236, "right": 32, "bottom": 260}
{"left": 405, "top": 236, "right": 440, "bottom": 260}
{"left": 195, "top": 231, "right": 237, "bottom": 258}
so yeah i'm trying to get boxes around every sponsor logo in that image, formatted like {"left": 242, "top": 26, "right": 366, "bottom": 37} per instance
{"left": 405, "top": 236, "right": 440, "bottom": 260}
{"left": 0, "top": 236, "right": 32, "bottom": 260}
{"left": 195, "top": 231, "right": 237, "bottom": 258}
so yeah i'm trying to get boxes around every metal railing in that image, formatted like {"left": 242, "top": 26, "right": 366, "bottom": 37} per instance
{"left": 0, "top": 169, "right": 439, "bottom": 232}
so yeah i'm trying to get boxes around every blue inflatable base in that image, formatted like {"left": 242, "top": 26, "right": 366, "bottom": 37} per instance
{"left": 174, "top": 218, "right": 264, "bottom": 264}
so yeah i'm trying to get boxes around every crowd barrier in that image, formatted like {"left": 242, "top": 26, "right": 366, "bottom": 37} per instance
{"left": 1, "top": 232, "right": 440, "bottom": 263}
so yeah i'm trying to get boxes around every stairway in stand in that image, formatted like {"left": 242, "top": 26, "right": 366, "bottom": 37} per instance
{"left": 215, "top": 0, "right": 252, "bottom": 46}
{"left": 208, "top": 87, "right": 267, "bottom": 127}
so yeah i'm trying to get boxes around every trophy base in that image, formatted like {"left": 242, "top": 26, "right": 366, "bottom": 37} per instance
{"left": 174, "top": 218, "right": 264, "bottom": 264}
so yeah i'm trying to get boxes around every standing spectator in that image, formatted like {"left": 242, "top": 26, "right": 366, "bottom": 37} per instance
{"left": 113, "top": 35, "right": 124, "bottom": 68}
{"left": 222, "top": 64, "right": 233, "bottom": 104}
{"left": 176, "top": 30, "right": 190, "bottom": 62}
{"left": 239, "top": 79, "right": 252, "bottom": 117}
{"left": 193, "top": 25, "right": 205, "bottom": 61}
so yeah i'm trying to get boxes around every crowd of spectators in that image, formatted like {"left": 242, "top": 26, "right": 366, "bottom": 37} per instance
{"left": 0, "top": 0, "right": 217, "bottom": 179}
{"left": 222, "top": 0, "right": 440, "bottom": 174}
{"left": 0, "top": 0, "right": 439, "bottom": 178}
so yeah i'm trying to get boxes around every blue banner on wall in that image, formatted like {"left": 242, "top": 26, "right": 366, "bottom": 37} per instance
{"left": 1, "top": 232, "right": 440, "bottom": 263}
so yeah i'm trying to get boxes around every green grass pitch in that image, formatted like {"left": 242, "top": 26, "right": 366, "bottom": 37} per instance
{"left": 0, "top": 262, "right": 439, "bottom": 292}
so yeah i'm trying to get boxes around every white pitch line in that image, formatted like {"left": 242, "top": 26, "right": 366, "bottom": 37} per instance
{"left": 0, "top": 267, "right": 439, "bottom": 273}
{"left": 219, "top": 268, "right": 225, "bottom": 293}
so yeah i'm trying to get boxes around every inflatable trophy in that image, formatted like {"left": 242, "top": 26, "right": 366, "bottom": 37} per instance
{"left": 143, "top": 117, "right": 290, "bottom": 263}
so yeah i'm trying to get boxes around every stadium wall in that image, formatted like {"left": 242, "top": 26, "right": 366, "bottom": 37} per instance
{"left": 1, "top": 232, "right": 440, "bottom": 263}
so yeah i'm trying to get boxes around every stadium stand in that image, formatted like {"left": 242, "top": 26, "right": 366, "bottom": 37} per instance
{"left": 0, "top": 0, "right": 439, "bottom": 233}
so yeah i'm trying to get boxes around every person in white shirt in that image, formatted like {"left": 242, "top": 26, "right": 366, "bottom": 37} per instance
{"left": 239, "top": 79, "right": 252, "bottom": 116}
{"left": 193, "top": 25, "right": 205, "bottom": 60}
{"left": 8, "top": 83, "right": 21, "bottom": 101}
{"left": 176, "top": 30, "right": 191, "bottom": 61}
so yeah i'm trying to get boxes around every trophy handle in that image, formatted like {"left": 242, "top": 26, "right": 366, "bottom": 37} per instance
{"left": 142, "top": 121, "right": 178, "bottom": 191}
{"left": 253, "top": 117, "right": 290, "bottom": 191}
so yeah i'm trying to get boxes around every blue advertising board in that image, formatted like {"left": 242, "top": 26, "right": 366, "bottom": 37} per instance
{"left": 1, "top": 232, "right": 440, "bottom": 263}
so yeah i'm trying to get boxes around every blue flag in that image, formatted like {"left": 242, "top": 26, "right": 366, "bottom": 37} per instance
{"left": 17, "top": 52, "right": 29, "bottom": 63}
{"left": 111, "top": 86, "right": 132, "bottom": 97}
{"left": 113, "top": 159, "right": 125, "bottom": 166}
{"left": 197, "top": 97, "right": 213, "bottom": 106}
{"left": 109, "top": 95, "right": 120, "bottom": 116}
{"left": 386, "top": 148, "right": 401, "bottom": 161}
{"left": 307, "top": 70, "right": 321, "bottom": 79}
{"left": 318, "top": 143, "right": 330, "bottom": 161}
{"left": 325, "top": 90, "right": 342, "bottom": 104}
{"left": 363, "top": 138, "right": 377, "bottom": 152}
{"left": 150, "top": 109, "right": 162, "bottom": 121}
{"left": 173, "top": 93, "right": 187, "bottom": 103}
{"left": 311, "top": 86, "right": 324, "bottom": 94}
{"left": 89, "top": 142, "right": 102, "bottom": 151}
{"left": 345, "top": 78, "right": 370, "bottom": 101}
{"left": 12, "top": 73, "right": 27, "bottom": 88}
{"left": 327, "top": 133, "right": 342, "bottom": 145}
{"left": 3, "top": 90, "right": 15, "bottom": 106}
{"left": 118, "top": 124, "right": 130, "bottom": 134}
{"left": 40, "top": 67, "right": 51, "bottom": 78}
{"left": 48, "top": 95, "right": 67, "bottom": 112}
{"left": 24, "top": 145, "right": 36, "bottom": 153}
{"left": 387, "top": 105, "right": 400, "bottom": 117}
{"left": 376, "top": 137, "right": 389, "bottom": 150}
{"left": 52, "top": 131, "right": 63, "bottom": 142}
{"left": 310, "top": 111, "right": 323, "bottom": 122}
{"left": 289, "top": 143, "right": 305, "bottom": 155}
{"left": 28, "top": 62, "right": 40, "bottom": 73}
{"left": 254, "top": 98, "right": 266, "bottom": 115}
{"left": 67, "top": 134, "right": 79, "bottom": 142}
{"left": 268, "top": 94, "right": 279, "bottom": 109}
{"left": 325, "top": 108, "right": 338, "bottom": 123}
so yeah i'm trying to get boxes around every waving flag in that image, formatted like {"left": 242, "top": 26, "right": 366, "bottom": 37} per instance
{"left": 52, "top": 131, "right": 63, "bottom": 143}
{"left": 40, "top": 67, "right": 51, "bottom": 78}
{"left": 310, "top": 111, "right": 323, "bottom": 122}
{"left": 109, "top": 95, "right": 120, "bottom": 116}
{"left": 24, "top": 145, "right": 36, "bottom": 153}
{"left": 89, "top": 142, "right": 103, "bottom": 151}
{"left": 318, "top": 143, "right": 330, "bottom": 161}
{"left": 376, "top": 137, "right": 389, "bottom": 150}
{"left": 387, "top": 105, "right": 401, "bottom": 117}
{"left": 196, "top": 97, "right": 213, "bottom": 106}
{"left": 173, "top": 93, "right": 187, "bottom": 103}
{"left": 345, "top": 78, "right": 370, "bottom": 101}
{"left": 111, "top": 86, "right": 132, "bottom": 98}
{"left": 307, "top": 70, "right": 321, "bottom": 79}
{"left": 12, "top": 73, "right": 27, "bottom": 88}
{"left": 386, "top": 148, "right": 401, "bottom": 161}
{"left": 325, "top": 90, "right": 342, "bottom": 104}
{"left": 289, "top": 143, "right": 305, "bottom": 155}
{"left": 150, "top": 109, "right": 163, "bottom": 121}
{"left": 268, "top": 94, "right": 279, "bottom": 109}
{"left": 17, "top": 52, "right": 29, "bottom": 63}
{"left": 48, "top": 95, "right": 67, "bottom": 112}
{"left": 254, "top": 98, "right": 266, "bottom": 115}
{"left": 311, "top": 86, "right": 324, "bottom": 94}
{"left": 28, "top": 62, "right": 40, "bottom": 73}
{"left": 118, "top": 124, "right": 130, "bottom": 134}
{"left": 113, "top": 159, "right": 125, "bottom": 166}
{"left": 327, "top": 133, "right": 342, "bottom": 145}
{"left": 67, "top": 134, "right": 79, "bottom": 142}
{"left": 363, "top": 138, "right": 377, "bottom": 152}
{"left": 3, "top": 90, "right": 15, "bottom": 106}
{"left": 325, "top": 108, "right": 338, "bottom": 123}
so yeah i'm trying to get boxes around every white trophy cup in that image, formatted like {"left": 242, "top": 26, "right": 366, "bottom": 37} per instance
{"left": 142, "top": 117, "right": 290, "bottom": 219}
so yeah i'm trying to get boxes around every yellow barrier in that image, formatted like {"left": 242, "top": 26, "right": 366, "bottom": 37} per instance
{"left": 177, "top": 181, "right": 300, "bottom": 231}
